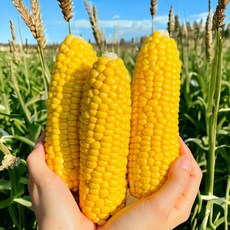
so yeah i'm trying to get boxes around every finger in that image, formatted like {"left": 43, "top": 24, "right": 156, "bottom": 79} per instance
{"left": 26, "top": 140, "right": 56, "bottom": 187}
{"left": 178, "top": 137, "right": 202, "bottom": 187}
{"left": 27, "top": 132, "right": 46, "bottom": 163}
{"left": 150, "top": 154, "right": 192, "bottom": 213}
{"left": 163, "top": 139, "right": 202, "bottom": 225}
{"left": 168, "top": 165, "right": 202, "bottom": 227}
{"left": 36, "top": 132, "right": 45, "bottom": 145}
{"left": 102, "top": 156, "right": 192, "bottom": 230}
{"left": 172, "top": 153, "right": 202, "bottom": 213}
{"left": 27, "top": 134, "right": 46, "bottom": 195}
{"left": 178, "top": 138, "right": 202, "bottom": 201}
{"left": 27, "top": 132, "right": 48, "bottom": 178}
{"left": 179, "top": 137, "right": 193, "bottom": 157}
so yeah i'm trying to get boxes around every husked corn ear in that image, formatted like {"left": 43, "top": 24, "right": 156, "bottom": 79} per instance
{"left": 45, "top": 34, "right": 97, "bottom": 191}
{"left": 79, "top": 52, "right": 131, "bottom": 225}
{"left": 128, "top": 30, "right": 181, "bottom": 198}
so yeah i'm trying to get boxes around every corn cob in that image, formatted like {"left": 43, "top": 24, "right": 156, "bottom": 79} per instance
{"left": 128, "top": 30, "right": 181, "bottom": 199}
{"left": 44, "top": 34, "right": 97, "bottom": 191}
{"left": 79, "top": 52, "right": 131, "bottom": 225}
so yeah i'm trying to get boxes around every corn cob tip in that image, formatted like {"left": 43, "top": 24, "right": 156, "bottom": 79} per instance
{"left": 76, "top": 35, "right": 85, "bottom": 41}
{"left": 157, "top": 29, "right": 170, "bottom": 37}
{"left": 102, "top": 51, "right": 118, "bottom": 60}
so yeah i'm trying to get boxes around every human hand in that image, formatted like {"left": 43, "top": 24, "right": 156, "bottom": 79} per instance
{"left": 99, "top": 137, "right": 202, "bottom": 230}
{"left": 27, "top": 135, "right": 202, "bottom": 230}
{"left": 26, "top": 133, "right": 96, "bottom": 230}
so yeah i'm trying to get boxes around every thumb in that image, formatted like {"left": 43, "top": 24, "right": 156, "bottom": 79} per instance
{"left": 101, "top": 156, "right": 193, "bottom": 230}
{"left": 152, "top": 155, "right": 192, "bottom": 210}
{"left": 26, "top": 135, "right": 56, "bottom": 187}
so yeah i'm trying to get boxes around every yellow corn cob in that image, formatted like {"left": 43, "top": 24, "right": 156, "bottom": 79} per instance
{"left": 79, "top": 52, "right": 131, "bottom": 225}
{"left": 128, "top": 30, "right": 181, "bottom": 199}
{"left": 44, "top": 34, "right": 97, "bottom": 191}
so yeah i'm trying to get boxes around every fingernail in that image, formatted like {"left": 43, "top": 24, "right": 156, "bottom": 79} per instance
{"left": 34, "top": 133, "right": 45, "bottom": 149}
{"left": 34, "top": 142, "right": 42, "bottom": 149}
{"left": 179, "top": 137, "right": 192, "bottom": 156}
{"left": 177, "top": 155, "right": 192, "bottom": 172}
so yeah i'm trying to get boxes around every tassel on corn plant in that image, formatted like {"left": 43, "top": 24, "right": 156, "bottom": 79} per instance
{"left": 44, "top": 34, "right": 97, "bottom": 191}
{"left": 79, "top": 52, "right": 131, "bottom": 225}
{"left": 128, "top": 30, "right": 182, "bottom": 199}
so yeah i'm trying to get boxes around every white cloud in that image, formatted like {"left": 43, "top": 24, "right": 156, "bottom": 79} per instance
{"left": 100, "top": 19, "right": 151, "bottom": 28}
{"left": 75, "top": 16, "right": 168, "bottom": 30}
{"left": 187, "top": 12, "right": 209, "bottom": 22}
{"left": 74, "top": 19, "right": 91, "bottom": 28}
{"left": 117, "top": 20, "right": 152, "bottom": 38}
{"left": 44, "top": 19, "right": 67, "bottom": 26}
{"left": 154, "top": 15, "right": 168, "bottom": 24}
{"left": 74, "top": 15, "right": 168, "bottom": 41}
{"left": 112, "top": 15, "right": 120, "bottom": 19}
{"left": 73, "top": 12, "right": 216, "bottom": 42}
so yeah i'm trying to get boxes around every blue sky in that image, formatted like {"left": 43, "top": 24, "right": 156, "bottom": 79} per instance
{"left": 0, "top": 0, "right": 229, "bottom": 44}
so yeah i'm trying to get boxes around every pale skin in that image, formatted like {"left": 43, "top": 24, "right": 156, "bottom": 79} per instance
{"left": 27, "top": 134, "right": 202, "bottom": 230}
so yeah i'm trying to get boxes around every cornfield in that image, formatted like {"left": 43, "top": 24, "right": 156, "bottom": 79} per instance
{"left": 0, "top": 0, "right": 229, "bottom": 229}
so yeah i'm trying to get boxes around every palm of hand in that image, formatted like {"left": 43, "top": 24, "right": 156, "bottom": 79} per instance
{"left": 27, "top": 136, "right": 202, "bottom": 230}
